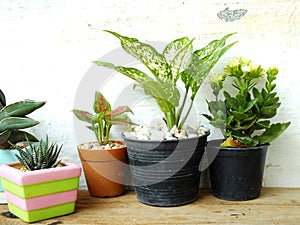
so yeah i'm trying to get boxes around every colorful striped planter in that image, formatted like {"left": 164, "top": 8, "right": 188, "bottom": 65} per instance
{"left": 0, "top": 149, "right": 19, "bottom": 192}
{"left": 0, "top": 161, "right": 81, "bottom": 223}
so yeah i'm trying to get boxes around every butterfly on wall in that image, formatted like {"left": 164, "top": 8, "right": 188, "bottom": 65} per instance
{"left": 217, "top": 7, "right": 248, "bottom": 22}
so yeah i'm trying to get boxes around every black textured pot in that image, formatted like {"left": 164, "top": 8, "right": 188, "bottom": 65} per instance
{"left": 208, "top": 139, "right": 268, "bottom": 201}
{"left": 123, "top": 133, "right": 209, "bottom": 207}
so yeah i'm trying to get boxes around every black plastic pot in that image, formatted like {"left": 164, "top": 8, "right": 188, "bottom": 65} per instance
{"left": 123, "top": 133, "right": 209, "bottom": 207}
{"left": 208, "top": 139, "right": 268, "bottom": 201}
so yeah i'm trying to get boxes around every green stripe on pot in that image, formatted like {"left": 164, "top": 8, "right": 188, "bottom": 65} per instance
{"left": 1, "top": 177, "right": 79, "bottom": 198}
{"left": 7, "top": 201, "right": 75, "bottom": 223}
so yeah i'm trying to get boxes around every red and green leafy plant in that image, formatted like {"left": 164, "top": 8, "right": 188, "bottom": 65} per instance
{"left": 73, "top": 91, "right": 134, "bottom": 145}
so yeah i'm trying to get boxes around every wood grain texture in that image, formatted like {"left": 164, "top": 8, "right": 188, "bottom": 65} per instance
{"left": 0, "top": 188, "right": 299, "bottom": 225}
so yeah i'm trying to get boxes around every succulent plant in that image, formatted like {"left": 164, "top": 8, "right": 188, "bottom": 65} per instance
{"left": 15, "top": 135, "right": 62, "bottom": 171}
{"left": 203, "top": 57, "right": 291, "bottom": 147}
{"left": 0, "top": 89, "right": 45, "bottom": 148}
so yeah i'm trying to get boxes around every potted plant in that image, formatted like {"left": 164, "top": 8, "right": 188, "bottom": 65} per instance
{"left": 73, "top": 91, "right": 134, "bottom": 197}
{"left": 0, "top": 89, "right": 45, "bottom": 192}
{"left": 93, "top": 31, "right": 236, "bottom": 206}
{"left": 0, "top": 136, "right": 82, "bottom": 223}
{"left": 203, "top": 57, "right": 291, "bottom": 201}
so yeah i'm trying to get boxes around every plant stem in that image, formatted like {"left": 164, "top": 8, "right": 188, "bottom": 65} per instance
{"left": 175, "top": 88, "right": 189, "bottom": 127}
{"left": 178, "top": 99, "right": 194, "bottom": 129}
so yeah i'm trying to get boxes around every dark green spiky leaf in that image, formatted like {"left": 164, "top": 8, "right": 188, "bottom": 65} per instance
{"left": 16, "top": 135, "right": 62, "bottom": 171}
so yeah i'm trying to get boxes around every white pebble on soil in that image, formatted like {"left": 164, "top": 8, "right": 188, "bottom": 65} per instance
{"left": 123, "top": 124, "right": 209, "bottom": 141}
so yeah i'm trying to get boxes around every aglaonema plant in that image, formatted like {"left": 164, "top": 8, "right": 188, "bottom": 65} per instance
{"left": 73, "top": 91, "right": 134, "bottom": 145}
{"left": 0, "top": 89, "right": 46, "bottom": 148}
{"left": 93, "top": 31, "right": 237, "bottom": 131}
{"left": 203, "top": 57, "right": 291, "bottom": 147}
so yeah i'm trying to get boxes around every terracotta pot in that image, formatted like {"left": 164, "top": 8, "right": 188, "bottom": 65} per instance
{"left": 77, "top": 141, "right": 128, "bottom": 197}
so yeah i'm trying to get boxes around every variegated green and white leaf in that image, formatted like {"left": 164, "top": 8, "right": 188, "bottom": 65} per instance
{"left": 163, "top": 37, "right": 194, "bottom": 82}
{"left": 104, "top": 30, "right": 171, "bottom": 81}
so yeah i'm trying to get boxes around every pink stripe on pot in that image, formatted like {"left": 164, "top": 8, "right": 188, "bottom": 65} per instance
{"left": 4, "top": 190, "right": 78, "bottom": 211}
{"left": 0, "top": 161, "right": 81, "bottom": 185}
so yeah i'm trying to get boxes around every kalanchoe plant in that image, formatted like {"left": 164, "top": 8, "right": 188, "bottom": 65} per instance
{"left": 0, "top": 89, "right": 46, "bottom": 149}
{"left": 203, "top": 57, "right": 291, "bottom": 147}
{"left": 15, "top": 135, "right": 62, "bottom": 171}
{"left": 73, "top": 91, "right": 134, "bottom": 145}
{"left": 93, "top": 31, "right": 236, "bottom": 131}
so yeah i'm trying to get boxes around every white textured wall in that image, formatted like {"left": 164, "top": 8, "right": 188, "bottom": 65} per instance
{"left": 1, "top": 0, "right": 299, "bottom": 188}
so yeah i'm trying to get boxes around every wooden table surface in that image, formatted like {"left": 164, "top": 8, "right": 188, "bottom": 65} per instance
{"left": 0, "top": 188, "right": 299, "bottom": 225}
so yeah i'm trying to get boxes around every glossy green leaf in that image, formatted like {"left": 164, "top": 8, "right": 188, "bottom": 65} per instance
{"left": 254, "top": 122, "right": 291, "bottom": 145}
{"left": 0, "top": 100, "right": 45, "bottom": 121}
{"left": 0, "top": 117, "right": 39, "bottom": 132}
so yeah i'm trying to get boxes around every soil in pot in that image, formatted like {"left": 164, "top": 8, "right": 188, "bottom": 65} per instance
{"left": 208, "top": 139, "right": 268, "bottom": 201}
{"left": 123, "top": 133, "right": 209, "bottom": 207}
{"left": 77, "top": 141, "right": 128, "bottom": 197}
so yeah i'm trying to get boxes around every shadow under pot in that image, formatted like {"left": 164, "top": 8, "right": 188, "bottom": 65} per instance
{"left": 207, "top": 139, "right": 268, "bottom": 201}
{"left": 77, "top": 141, "right": 128, "bottom": 198}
